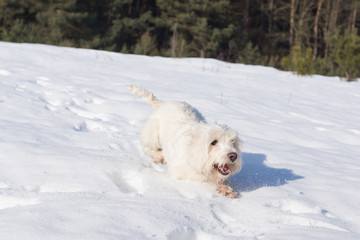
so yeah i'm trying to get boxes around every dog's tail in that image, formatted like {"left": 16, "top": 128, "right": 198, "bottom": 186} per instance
{"left": 128, "top": 85, "right": 161, "bottom": 109}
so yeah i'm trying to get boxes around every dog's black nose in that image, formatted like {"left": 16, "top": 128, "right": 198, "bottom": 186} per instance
{"left": 227, "top": 152, "right": 237, "bottom": 162}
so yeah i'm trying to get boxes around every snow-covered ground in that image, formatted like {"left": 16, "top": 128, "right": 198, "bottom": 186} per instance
{"left": 0, "top": 42, "right": 359, "bottom": 239}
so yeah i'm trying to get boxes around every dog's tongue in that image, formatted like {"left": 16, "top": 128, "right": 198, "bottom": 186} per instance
{"left": 220, "top": 164, "right": 230, "bottom": 174}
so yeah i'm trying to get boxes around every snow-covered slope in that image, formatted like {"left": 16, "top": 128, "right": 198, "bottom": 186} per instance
{"left": 0, "top": 42, "right": 359, "bottom": 239}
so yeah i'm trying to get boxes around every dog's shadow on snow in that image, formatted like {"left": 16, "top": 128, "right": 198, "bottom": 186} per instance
{"left": 229, "top": 152, "right": 303, "bottom": 193}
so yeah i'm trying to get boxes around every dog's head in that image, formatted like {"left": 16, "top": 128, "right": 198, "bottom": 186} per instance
{"left": 188, "top": 124, "right": 242, "bottom": 183}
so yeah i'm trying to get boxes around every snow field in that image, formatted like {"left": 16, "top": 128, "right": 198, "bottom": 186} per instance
{"left": 0, "top": 42, "right": 359, "bottom": 239}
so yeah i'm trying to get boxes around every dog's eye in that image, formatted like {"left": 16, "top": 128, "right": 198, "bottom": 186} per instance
{"left": 211, "top": 140, "right": 218, "bottom": 146}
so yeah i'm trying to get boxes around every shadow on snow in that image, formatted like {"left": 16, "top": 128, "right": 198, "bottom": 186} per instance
{"left": 229, "top": 152, "right": 303, "bottom": 193}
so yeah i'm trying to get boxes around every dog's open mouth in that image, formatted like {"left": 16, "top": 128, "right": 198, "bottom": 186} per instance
{"left": 214, "top": 163, "right": 230, "bottom": 175}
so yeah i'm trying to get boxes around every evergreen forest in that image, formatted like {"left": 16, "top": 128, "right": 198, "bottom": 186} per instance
{"left": 0, "top": 0, "right": 359, "bottom": 81}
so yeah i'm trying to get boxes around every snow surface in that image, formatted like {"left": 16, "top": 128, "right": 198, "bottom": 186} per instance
{"left": 0, "top": 41, "right": 360, "bottom": 240}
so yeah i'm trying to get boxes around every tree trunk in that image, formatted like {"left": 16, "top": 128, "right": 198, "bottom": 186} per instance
{"left": 349, "top": 1, "right": 357, "bottom": 34}
{"left": 290, "top": 0, "right": 296, "bottom": 47}
{"left": 345, "top": 70, "right": 351, "bottom": 82}
{"left": 243, "top": 0, "right": 250, "bottom": 42}
{"left": 329, "top": 0, "right": 340, "bottom": 34}
{"left": 171, "top": 22, "right": 178, "bottom": 57}
{"left": 200, "top": 49, "right": 205, "bottom": 58}
{"left": 313, "top": 0, "right": 323, "bottom": 59}
{"left": 324, "top": 0, "right": 331, "bottom": 58}
{"left": 268, "top": 0, "right": 274, "bottom": 34}
{"left": 352, "top": 8, "right": 357, "bottom": 33}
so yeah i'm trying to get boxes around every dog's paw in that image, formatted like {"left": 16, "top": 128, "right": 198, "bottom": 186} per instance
{"left": 216, "top": 184, "right": 239, "bottom": 198}
{"left": 150, "top": 150, "right": 166, "bottom": 164}
{"left": 153, "top": 155, "right": 166, "bottom": 164}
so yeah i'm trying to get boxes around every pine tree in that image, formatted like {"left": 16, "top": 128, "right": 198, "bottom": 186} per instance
{"left": 333, "top": 30, "right": 360, "bottom": 81}
{"left": 155, "top": 0, "right": 235, "bottom": 59}
{"left": 134, "top": 30, "right": 158, "bottom": 55}
{"left": 281, "top": 45, "right": 315, "bottom": 75}
{"left": 104, "top": 0, "right": 155, "bottom": 52}
{"left": 237, "top": 42, "right": 261, "bottom": 65}
{"left": 0, "top": 0, "right": 106, "bottom": 47}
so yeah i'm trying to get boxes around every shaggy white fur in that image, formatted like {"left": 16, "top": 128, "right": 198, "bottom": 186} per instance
{"left": 129, "top": 85, "right": 242, "bottom": 198}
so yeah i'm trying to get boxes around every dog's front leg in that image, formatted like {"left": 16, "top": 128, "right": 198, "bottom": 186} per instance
{"left": 216, "top": 184, "right": 239, "bottom": 198}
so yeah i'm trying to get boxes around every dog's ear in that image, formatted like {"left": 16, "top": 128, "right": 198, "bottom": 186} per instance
{"left": 226, "top": 128, "right": 242, "bottom": 152}
{"left": 233, "top": 136, "right": 242, "bottom": 152}
{"left": 183, "top": 127, "right": 210, "bottom": 173}
{"left": 185, "top": 127, "right": 208, "bottom": 148}
{"left": 183, "top": 127, "right": 201, "bottom": 143}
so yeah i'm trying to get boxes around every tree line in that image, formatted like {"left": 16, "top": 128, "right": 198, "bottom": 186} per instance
{"left": 0, "top": 0, "right": 359, "bottom": 81}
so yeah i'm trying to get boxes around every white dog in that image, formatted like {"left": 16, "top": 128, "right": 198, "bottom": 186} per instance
{"left": 129, "top": 86, "right": 242, "bottom": 198}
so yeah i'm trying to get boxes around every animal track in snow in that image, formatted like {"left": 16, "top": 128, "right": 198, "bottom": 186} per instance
{"left": 267, "top": 199, "right": 324, "bottom": 214}
{"left": 66, "top": 105, "right": 109, "bottom": 120}
{"left": 167, "top": 227, "right": 197, "bottom": 240}
{"left": 39, "top": 95, "right": 63, "bottom": 112}
{"left": 72, "top": 119, "right": 121, "bottom": 136}
{"left": 267, "top": 199, "right": 347, "bottom": 232}
{"left": 108, "top": 171, "right": 145, "bottom": 195}
{"left": 275, "top": 215, "right": 347, "bottom": 232}
{"left": 35, "top": 76, "right": 50, "bottom": 86}
{"left": 0, "top": 184, "right": 40, "bottom": 210}
{"left": 210, "top": 205, "right": 234, "bottom": 226}
{"left": 84, "top": 97, "right": 105, "bottom": 105}
{"left": 210, "top": 204, "right": 265, "bottom": 237}
{"left": 73, "top": 120, "right": 118, "bottom": 133}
